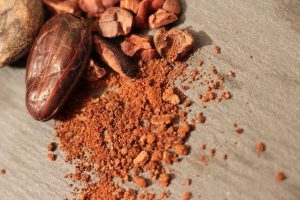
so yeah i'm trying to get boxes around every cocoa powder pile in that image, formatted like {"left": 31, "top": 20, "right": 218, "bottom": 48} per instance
{"left": 56, "top": 59, "right": 191, "bottom": 199}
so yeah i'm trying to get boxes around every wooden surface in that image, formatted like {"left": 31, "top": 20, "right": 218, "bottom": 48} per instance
{"left": 0, "top": 0, "right": 300, "bottom": 199}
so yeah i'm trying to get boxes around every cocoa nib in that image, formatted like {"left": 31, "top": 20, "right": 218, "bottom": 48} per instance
{"left": 102, "top": 0, "right": 120, "bottom": 8}
{"left": 98, "top": 7, "right": 133, "bottom": 38}
{"left": 154, "top": 28, "right": 194, "bottom": 61}
{"left": 42, "top": 0, "right": 81, "bottom": 15}
{"left": 149, "top": 9, "right": 178, "bottom": 29}
{"left": 79, "top": 0, "right": 105, "bottom": 18}
{"left": 120, "top": 0, "right": 140, "bottom": 13}
{"left": 134, "top": 0, "right": 152, "bottom": 29}
{"left": 84, "top": 59, "right": 106, "bottom": 81}
{"left": 93, "top": 35, "right": 138, "bottom": 77}
{"left": 121, "top": 34, "right": 159, "bottom": 61}
{"left": 151, "top": 0, "right": 165, "bottom": 10}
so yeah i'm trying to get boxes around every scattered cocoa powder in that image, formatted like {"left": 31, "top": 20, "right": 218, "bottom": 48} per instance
{"left": 182, "top": 191, "right": 192, "bottom": 200}
{"left": 183, "top": 178, "right": 192, "bottom": 186}
{"left": 214, "top": 46, "right": 221, "bottom": 54}
{"left": 134, "top": 175, "right": 148, "bottom": 188}
{"left": 48, "top": 153, "right": 57, "bottom": 161}
{"left": 236, "top": 128, "right": 244, "bottom": 134}
{"left": 274, "top": 172, "right": 286, "bottom": 181}
{"left": 159, "top": 173, "right": 171, "bottom": 186}
{"left": 256, "top": 142, "right": 265, "bottom": 157}
{"left": 47, "top": 142, "right": 57, "bottom": 152}
{"left": 0, "top": 169, "right": 6, "bottom": 175}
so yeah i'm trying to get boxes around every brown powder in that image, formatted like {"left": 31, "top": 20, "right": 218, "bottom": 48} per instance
{"left": 256, "top": 142, "right": 266, "bottom": 157}
{"left": 182, "top": 191, "right": 192, "bottom": 200}
{"left": 183, "top": 178, "right": 192, "bottom": 186}
{"left": 213, "top": 46, "right": 221, "bottom": 54}
{"left": 47, "top": 142, "right": 57, "bottom": 152}
{"left": 0, "top": 169, "right": 6, "bottom": 175}
{"left": 134, "top": 175, "right": 148, "bottom": 188}
{"left": 55, "top": 59, "right": 192, "bottom": 198}
{"left": 159, "top": 173, "right": 171, "bottom": 187}
{"left": 48, "top": 153, "right": 57, "bottom": 161}
{"left": 274, "top": 172, "right": 286, "bottom": 181}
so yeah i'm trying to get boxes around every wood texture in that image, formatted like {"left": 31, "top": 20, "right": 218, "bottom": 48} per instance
{"left": 0, "top": 0, "right": 300, "bottom": 199}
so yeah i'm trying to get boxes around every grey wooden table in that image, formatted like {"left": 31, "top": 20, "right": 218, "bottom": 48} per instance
{"left": 0, "top": 0, "right": 300, "bottom": 199}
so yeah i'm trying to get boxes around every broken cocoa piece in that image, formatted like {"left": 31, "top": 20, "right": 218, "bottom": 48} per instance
{"left": 42, "top": 0, "right": 81, "bottom": 15}
{"left": 121, "top": 34, "right": 153, "bottom": 57}
{"left": 93, "top": 35, "right": 138, "bottom": 77}
{"left": 154, "top": 28, "right": 194, "bottom": 61}
{"left": 102, "top": 0, "right": 120, "bottom": 8}
{"left": 149, "top": 9, "right": 178, "bottom": 29}
{"left": 151, "top": 0, "right": 165, "bottom": 10}
{"left": 79, "top": 0, "right": 105, "bottom": 18}
{"left": 140, "top": 49, "right": 159, "bottom": 61}
{"left": 121, "top": 34, "right": 159, "bottom": 61}
{"left": 84, "top": 59, "right": 106, "bottom": 81}
{"left": 134, "top": 0, "right": 152, "bottom": 29}
{"left": 98, "top": 7, "right": 133, "bottom": 38}
{"left": 120, "top": 0, "right": 140, "bottom": 13}
{"left": 162, "top": 0, "right": 181, "bottom": 15}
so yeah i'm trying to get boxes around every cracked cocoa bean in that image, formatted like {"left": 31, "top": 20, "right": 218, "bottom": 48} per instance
{"left": 26, "top": 13, "right": 91, "bottom": 121}
{"left": 98, "top": 7, "right": 133, "bottom": 38}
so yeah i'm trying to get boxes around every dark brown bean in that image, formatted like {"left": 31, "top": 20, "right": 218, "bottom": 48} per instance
{"left": 93, "top": 35, "right": 138, "bottom": 77}
{"left": 0, "top": 0, "right": 45, "bottom": 68}
{"left": 26, "top": 13, "right": 91, "bottom": 121}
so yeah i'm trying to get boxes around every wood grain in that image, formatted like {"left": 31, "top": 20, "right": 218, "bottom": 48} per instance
{"left": 0, "top": 0, "right": 300, "bottom": 199}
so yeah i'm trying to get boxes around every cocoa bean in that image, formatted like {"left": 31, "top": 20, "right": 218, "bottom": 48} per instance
{"left": 26, "top": 13, "right": 91, "bottom": 121}
{"left": 0, "top": 0, "right": 45, "bottom": 67}
{"left": 98, "top": 7, "right": 133, "bottom": 38}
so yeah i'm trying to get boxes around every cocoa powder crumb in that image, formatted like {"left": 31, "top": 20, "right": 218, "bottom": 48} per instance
{"left": 134, "top": 176, "right": 148, "bottom": 188}
{"left": 214, "top": 46, "right": 221, "bottom": 54}
{"left": 159, "top": 173, "right": 171, "bottom": 186}
{"left": 182, "top": 191, "right": 192, "bottom": 200}
{"left": 183, "top": 178, "right": 192, "bottom": 185}
{"left": 199, "top": 155, "right": 209, "bottom": 165}
{"left": 173, "top": 144, "right": 189, "bottom": 155}
{"left": 47, "top": 142, "right": 57, "bottom": 152}
{"left": 222, "top": 91, "right": 231, "bottom": 100}
{"left": 236, "top": 128, "right": 244, "bottom": 134}
{"left": 200, "top": 144, "right": 206, "bottom": 150}
{"left": 0, "top": 169, "right": 6, "bottom": 175}
{"left": 196, "top": 59, "right": 204, "bottom": 66}
{"left": 133, "top": 150, "right": 150, "bottom": 166}
{"left": 48, "top": 153, "right": 57, "bottom": 161}
{"left": 227, "top": 71, "right": 236, "bottom": 77}
{"left": 256, "top": 142, "right": 266, "bottom": 157}
{"left": 209, "top": 148, "right": 216, "bottom": 157}
{"left": 274, "top": 172, "right": 286, "bottom": 181}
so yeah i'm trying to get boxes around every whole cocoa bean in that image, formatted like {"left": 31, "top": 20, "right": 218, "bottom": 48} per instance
{"left": 26, "top": 13, "right": 91, "bottom": 121}
{"left": 0, "top": 0, "right": 45, "bottom": 68}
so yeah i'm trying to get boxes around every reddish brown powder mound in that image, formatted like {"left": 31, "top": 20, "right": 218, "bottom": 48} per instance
{"left": 55, "top": 59, "right": 190, "bottom": 199}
